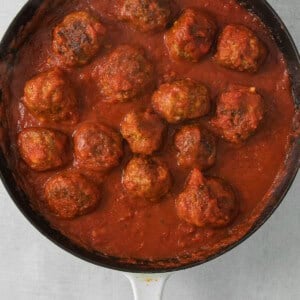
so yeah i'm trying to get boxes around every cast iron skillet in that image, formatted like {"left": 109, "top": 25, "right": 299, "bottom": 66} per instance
{"left": 0, "top": 0, "right": 299, "bottom": 273}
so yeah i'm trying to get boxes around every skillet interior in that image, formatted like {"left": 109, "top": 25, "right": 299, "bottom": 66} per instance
{"left": 0, "top": 0, "right": 299, "bottom": 273}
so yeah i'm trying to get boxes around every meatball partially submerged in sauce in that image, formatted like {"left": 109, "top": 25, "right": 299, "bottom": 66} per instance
{"left": 119, "top": 0, "right": 171, "bottom": 32}
{"left": 73, "top": 122, "right": 123, "bottom": 171}
{"left": 123, "top": 156, "right": 171, "bottom": 201}
{"left": 23, "top": 68, "right": 79, "bottom": 124}
{"left": 53, "top": 11, "right": 106, "bottom": 66}
{"left": 97, "top": 45, "right": 153, "bottom": 102}
{"left": 44, "top": 171, "right": 100, "bottom": 219}
{"left": 174, "top": 124, "right": 216, "bottom": 169}
{"left": 152, "top": 79, "right": 210, "bottom": 123}
{"left": 165, "top": 8, "right": 217, "bottom": 62}
{"left": 120, "top": 111, "right": 165, "bottom": 155}
{"left": 215, "top": 25, "right": 267, "bottom": 73}
{"left": 18, "top": 128, "right": 70, "bottom": 171}
{"left": 176, "top": 168, "right": 237, "bottom": 228}
{"left": 211, "top": 86, "right": 264, "bottom": 143}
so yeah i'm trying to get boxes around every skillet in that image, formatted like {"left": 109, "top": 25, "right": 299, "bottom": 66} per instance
{"left": 0, "top": 0, "right": 299, "bottom": 298}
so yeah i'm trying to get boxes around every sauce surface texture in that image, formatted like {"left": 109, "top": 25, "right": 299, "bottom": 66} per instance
{"left": 4, "top": 0, "right": 296, "bottom": 262}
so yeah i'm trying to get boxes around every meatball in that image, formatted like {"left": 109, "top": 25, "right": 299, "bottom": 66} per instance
{"left": 18, "top": 128, "right": 69, "bottom": 171}
{"left": 214, "top": 25, "right": 267, "bottom": 73}
{"left": 165, "top": 9, "right": 217, "bottom": 62}
{"left": 176, "top": 168, "right": 237, "bottom": 228}
{"left": 23, "top": 68, "right": 79, "bottom": 124}
{"left": 118, "top": 0, "right": 170, "bottom": 32}
{"left": 53, "top": 11, "right": 106, "bottom": 66}
{"left": 211, "top": 86, "right": 264, "bottom": 143}
{"left": 97, "top": 45, "right": 153, "bottom": 102}
{"left": 73, "top": 122, "right": 123, "bottom": 171}
{"left": 44, "top": 172, "right": 100, "bottom": 219}
{"left": 174, "top": 125, "right": 216, "bottom": 169}
{"left": 120, "top": 111, "right": 165, "bottom": 155}
{"left": 123, "top": 156, "right": 171, "bottom": 201}
{"left": 152, "top": 79, "right": 210, "bottom": 123}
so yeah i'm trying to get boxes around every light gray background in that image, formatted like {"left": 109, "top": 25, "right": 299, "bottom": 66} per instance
{"left": 0, "top": 0, "right": 299, "bottom": 299}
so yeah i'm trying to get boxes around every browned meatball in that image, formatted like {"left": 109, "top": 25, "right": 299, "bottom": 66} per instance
{"left": 123, "top": 156, "right": 171, "bottom": 201}
{"left": 165, "top": 9, "right": 217, "bottom": 62}
{"left": 18, "top": 128, "right": 69, "bottom": 171}
{"left": 23, "top": 68, "right": 79, "bottom": 124}
{"left": 97, "top": 45, "right": 153, "bottom": 102}
{"left": 119, "top": 0, "right": 170, "bottom": 32}
{"left": 53, "top": 11, "right": 106, "bottom": 66}
{"left": 44, "top": 171, "right": 100, "bottom": 219}
{"left": 214, "top": 25, "right": 267, "bottom": 73}
{"left": 120, "top": 111, "right": 165, "bottom": 155}
{"left": 211, "top": 86, "right": 264, "bottom": 143}
{"left": 152, "top": 79, "right": 210, "bottom": 123}
{"left": 174, "top": 125, "right": 216, "bottom": 169}
{"left": 176, "top": 168, "right": 237, "bottom": 228}
{"left": 73, "top": 122, "right": 123, "bottom": 171}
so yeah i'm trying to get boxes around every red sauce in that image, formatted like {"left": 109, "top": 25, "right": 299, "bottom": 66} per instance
{"left": 2, "top": 0, "right": 296, "bottom": 262}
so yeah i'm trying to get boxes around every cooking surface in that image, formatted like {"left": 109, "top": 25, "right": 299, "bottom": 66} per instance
{"left": 0, "top": 0, "right": 300, "bottom": 299}
{"left": 2, "top": 0, "right": 295, "bottom": 261}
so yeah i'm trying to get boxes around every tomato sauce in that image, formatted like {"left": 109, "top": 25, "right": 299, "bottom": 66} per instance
{"left": 2, "top": 0, "right": 296, "bottom": 261}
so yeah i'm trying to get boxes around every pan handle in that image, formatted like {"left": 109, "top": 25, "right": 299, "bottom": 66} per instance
{"left": 124, "top": 272, "right": 173, "bottom": 300}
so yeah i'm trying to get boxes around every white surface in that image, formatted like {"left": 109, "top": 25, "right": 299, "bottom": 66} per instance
{"left": 125, "top": 273, "right": 172, "bottom": 300}
{"left": 0, "top": 0, "right": 299, "bottom": 299}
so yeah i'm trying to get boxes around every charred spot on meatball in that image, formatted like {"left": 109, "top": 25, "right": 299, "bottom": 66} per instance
{"left": 165, "top": 8, "right": 217, "bottom": 62}
{"left": 97, "top": 45, "right": 153, "bottom": 102}
{"left": 119, "top": 0, "right": 171, "bottom": 32}
{"left": 73, "top": 122, "right": 123, "bottom": 171}
{"left": 211, "top": 86, "right": 264, "bottom": 143}
{"left": 18, "top": 128, "right": 70, "bottom": 171}
{"left": 152, "top": 79, "right": 210, "bottom": 123}
{"left": 44, "top": 171, "right": 100, "bottom": 219}
{"left": 23, "top": 68, "right": 79, "bottom": 124}
{"left": 53, "top": 11, "right": 106, "bottom": 66}
{"left": 123, "top": 156, "right": 171, "bottom": 201}
{"left": 176, "top": 168, "right": 237, "bottom": 228}
{"left": 120, "top": 111, "right": 165, "bottom": 155}
{"left": 214, "top": 24, "right": 267, "bottom": 73}
{"left": 174, "top": 124, "right": 216, "bottom": 169}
